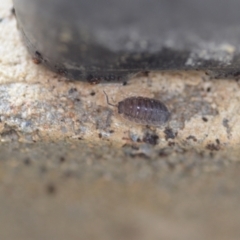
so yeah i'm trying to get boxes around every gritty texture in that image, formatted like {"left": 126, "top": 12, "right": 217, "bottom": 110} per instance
{"left": 1, "top": 1, "right": 240, "bottom": 240}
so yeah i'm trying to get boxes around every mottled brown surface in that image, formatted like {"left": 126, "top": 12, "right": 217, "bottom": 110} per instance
{"left": 1, "top": 1, "right": 240, "bottom": 240}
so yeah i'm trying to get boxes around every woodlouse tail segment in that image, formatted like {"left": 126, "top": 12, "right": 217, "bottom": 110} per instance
{"left": 103, "top": 91, "right": 117, "bottom": 107}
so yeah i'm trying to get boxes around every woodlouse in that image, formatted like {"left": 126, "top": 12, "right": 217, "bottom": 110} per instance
{"left": 103, "top": 91, "right": 170, "bottom": 126}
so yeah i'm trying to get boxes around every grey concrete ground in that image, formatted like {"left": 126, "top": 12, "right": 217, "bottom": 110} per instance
{"left": 1, "top": 1, "right": 240, "bottom": 240}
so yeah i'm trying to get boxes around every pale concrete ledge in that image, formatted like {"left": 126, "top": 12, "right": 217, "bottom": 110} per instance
{"left": 1, "top": 1, "right": 240, "bottom": 240}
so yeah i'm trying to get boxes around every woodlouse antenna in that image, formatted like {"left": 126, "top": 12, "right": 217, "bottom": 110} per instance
{"left": 103, "top": 91, "right": 117, "bottom": 107}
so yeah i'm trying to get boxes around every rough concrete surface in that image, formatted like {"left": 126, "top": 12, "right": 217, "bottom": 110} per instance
{"left": 1, "top": 1, "right": 240, "bottom": 240}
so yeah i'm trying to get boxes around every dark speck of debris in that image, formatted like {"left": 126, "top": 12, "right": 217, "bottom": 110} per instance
{"left": 130, "top": 153, "right": 149, "bottom": 159}
{"left": 122, "top": 143, "right": 139, "bottom": 150}
{"left": 186, "top": 135, "right": 197, "bottom": 142}
{"left": 131, "top": 145, "right": 139, "bottom": 150}
{"left": 68, "top": 88, "right": 80, "bottom": 101}
{"left": 99, "top": 133, "right": 102, "bottom": 138}
{"left": 87, "top": 75, "right": 101, "bottom": 85}
{"left": 164, "top": 128, "right": 177, "bottom": 140}
{"left": 206, "top": 143, "right": 220, "bottom": 151}
{"left": 57, "top": 67, "right": 68, "bottom": 76}
{"left": 142, "top": 132, "right": 159, "bottom": 145}
{"left": 159, "top": 149, "right": 169, "bottom": 157}
{"left": 59, "top": 156, "right": 65, "bottom": 163}
{"left": 24, "top": 158, "right": 31, "bottom": 166}
{"left": 122, "top": 144, "right": 141, "bottom": 156}
{"left": 223, "top": 118, "right": 229, "bottom": 127}
{"left": 90, "top": 91, "right": 96, "bottom": 96}
{"left": 222, "top": 118, "right": 231, "bottom": 137}
{"left": 46, "top": 184, "right": 56, "bottom": 195}
{"left": 109, "top": 130, "right": 114, "bottom": 134}
{"left": 202, "top": 117, "right": 208, "bottom": 122}
{"left": 11, "top": 7, "right": 15, "bottom": 16}
{"left": 168, "top": 141, "right": 175, "bottom": 147}
{"left": 207, "top": 87, "right": 211, "bottom": 92}
{"left": 32, "top": 51, "right": 43, "bottom": 64}
{"left": 68, "top": 87, "right": 77, "bottom": 94}
{"left": 142, "top": 71, "right": 149, "bottom": 77}
{"left": 123, "top": 81, "right": 127, "bottom": 86}
{"left": 216, "top": 139, "right": 220, "bottom": 145}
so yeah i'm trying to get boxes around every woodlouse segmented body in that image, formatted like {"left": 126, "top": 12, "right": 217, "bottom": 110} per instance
{"left": 118, "top": 97, "right": 170, "bottom": 125}
{"left": 104, "top": 92, "right": 170, "bottom": 126}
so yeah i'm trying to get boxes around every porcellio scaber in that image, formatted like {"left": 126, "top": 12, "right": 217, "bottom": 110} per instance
{"left": 103, "top": 91, "right": 170, "bottom": 126}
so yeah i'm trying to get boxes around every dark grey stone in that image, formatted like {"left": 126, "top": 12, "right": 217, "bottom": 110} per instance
{"left": 13, "top": 0, "right": 240, "bottom": 81}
